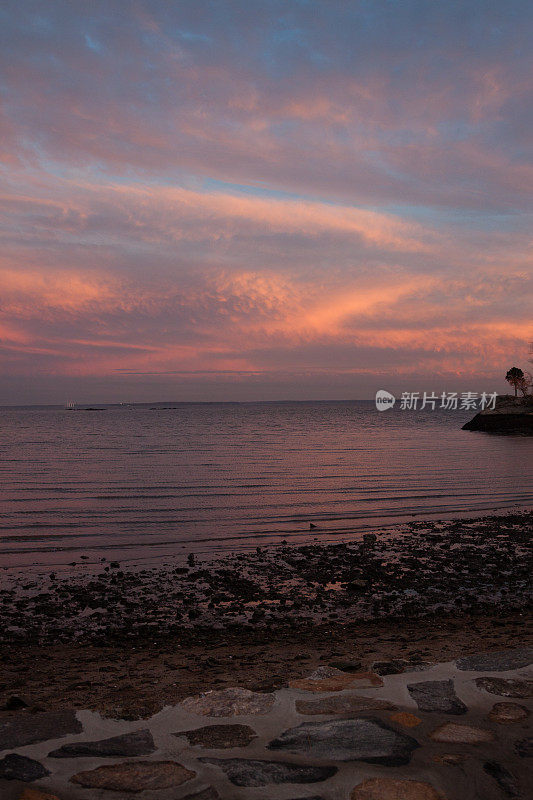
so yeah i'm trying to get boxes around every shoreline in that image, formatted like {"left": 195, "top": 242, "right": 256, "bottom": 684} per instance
{"left": 1, "top": 510, "right": 531, "bottom": 720}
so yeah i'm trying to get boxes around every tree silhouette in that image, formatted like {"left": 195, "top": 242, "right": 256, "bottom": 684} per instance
{"left": 505, "top": 367, "right": 524, "bottom": 397}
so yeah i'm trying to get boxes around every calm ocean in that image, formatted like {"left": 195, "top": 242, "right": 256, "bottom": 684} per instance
{"left": 0, "top": 401, "right": 531, "bottom": 571}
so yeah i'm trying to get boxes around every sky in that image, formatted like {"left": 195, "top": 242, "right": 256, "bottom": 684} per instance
{"left": 1, "top": 0, "right": 532, "bottom": 404}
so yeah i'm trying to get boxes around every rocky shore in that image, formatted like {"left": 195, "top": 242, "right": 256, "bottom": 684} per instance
{"left": 1, "top": 512, "right": 531, "bottom": 649}
{"left": 462, "top": 395, "right": 533, "bottom": 435}
{"left": 0, "top": 511, "right": 531, "bottom": 720}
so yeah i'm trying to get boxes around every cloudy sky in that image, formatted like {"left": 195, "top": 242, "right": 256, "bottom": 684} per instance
{"left": 1, "top": 0, "right": 531, "bottom": 403}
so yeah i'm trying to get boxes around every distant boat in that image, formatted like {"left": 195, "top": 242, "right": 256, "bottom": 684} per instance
{"left": 65, "top": 401, "right": 77, "bottom": 410}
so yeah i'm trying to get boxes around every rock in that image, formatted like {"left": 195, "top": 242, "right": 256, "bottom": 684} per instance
{"left": 49, "top": 728, "right": 155, "bottom": 758}
{"left": 390, "top": 712, "right": 422, "bottom": 728}
{"left": 456, "top": 647, "right": 533, "bottom": 671}
{"left": 350, "top": 777, "right": 445, "bottom": 799}
{"left": 462, "top": 395, "right": 533, "bottom": 434}
{"left": 200, "top": 757, "right": 336, "bottom": 786}
{"left": 488, "top": 702, "right": 529, "bottom": 724}
{"left": 70, "top": 760, "right": 196, "bottom": 792}
{"left": 483, "top": 760, "right": 520, "bottom": 797}
{"left": 432, "top": 754, "right": 467, "bottom": 765}
{"left": 0, "top": 754, "right": 50, "bottom": 782}
{"left": 429, "top": 722, "right": 494, "bottom": 743}
{"left": 373, "top": 660, "right": 432, "bottom": 676}
{"left": 175, "top": 724, "right": 257, "bottom": 748}
{"left": 295, "top": 695, "right": 395, "bottom": 715}
{"left": 3, "top": 696, "right": 28, "bottom": 710}
{"left": 268, "top": 718, "right": 419, "bottom": 765}
{"left": 515, "top": 737, "right": 533, "bottom": 757}
{"left": 407, "top": 680, "right": 467, "bottom": 715}
{"left": 373, "top": 660, "right": 405, "bottom": 676}
{"left": 0, "top": 710, "right": 82, "bottom": 749}
{"left": 290, "top": 671, "right": 383, "bottom": 692}
{"left": 328, "top": 661, "right": 362, "bottom": 673}
{"left": 17, "top": 790, "right": 60, "bottom": 800}
{"left": 181, "top": 688, "right": 275, "bottom": 717}
{"left": 475, "top": 677, "right": 533, "bottom": 698}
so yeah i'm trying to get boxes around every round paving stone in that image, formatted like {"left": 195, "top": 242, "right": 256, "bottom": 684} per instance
{"left": 18, "top": 790, "right": 60, "bottom": 800}
{"left": 49, "top": 728, "right": 155, "bottom": 758}
{"left": 488, "top": 702, "right": 530, "bottom": 724}
{"left": 456, "top": 647, "right": 533, "bottom": 671}
{"left": 290, "top": 672, "right": 383, "bottom": 692}
{"left": 474, "top": 677, "right": 533, "bottom": 698}
{"left": 407, "top": 680, "right": 467, "bottom": 715}
{"left": 432, "top": 754, "right": 467, "bottom": 765}
{"left": 175, "top": 724, "right": 257, "bottom": 748}
{"left": 198, "top": 757, "right": 336, "bottom": 786}
{"left": 181, "top": 687, "right": 275, "bottom": 717}
{"left": 429, "top": 722, "right": 494, "bottom": 743}
{"left": 70, "top": 760, "right": 196, "bottom": 792}
{"left": 390, "top": 712, "right": 422, "bottom": 728}
{"left": 0, "top": 754, "right": 50, "bottom": 782}
{"left": 351, "top": 777, "right": 445, "bottom": 799}
{"left": 296, "top": 695, "right": 395, "bottom": 715}
{"left": 269, "top": 717, "right": 419, "bottom": 765}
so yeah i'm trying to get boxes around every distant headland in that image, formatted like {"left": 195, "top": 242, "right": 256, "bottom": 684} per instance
{"left": 463, "top": 394, "right": 533, "bottom": 435}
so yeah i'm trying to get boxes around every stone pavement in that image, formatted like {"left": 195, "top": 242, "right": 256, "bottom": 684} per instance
{"left": 0, "top": 647, "right": 531, "bottom": 799}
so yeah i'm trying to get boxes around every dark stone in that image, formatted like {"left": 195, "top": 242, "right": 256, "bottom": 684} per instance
{"left": 0, "top": 753, "right": 50, "bottom": 782}
{"left": 49, "top": 728, "right": 155, "bottom": 758}
{"left": 456, "top": 647, "right": 533, "bottom": 671}
{"left": 295, "top": 695, "right": 395, "bottom": 716}
{"left": 175, "top": 724, "right": 257, "bottom": 749}
{"left": 515, "top": 737, "right": 533, "bottom": 758}
{"left": 0, "top": 710, "right": 82, "bottom": 749}
{"left": 328, "top": 661, "right": 362, "bottom": 673}
{"left": 198, "top": 758, "right": 337, "bottom": 787}
{"left": 407, "top": 680, "right": 467, "bottom": 714}
{"left": 268, "top": 718, "right": 419, "bottom": 765}
{"left": 70, "top": 760, "right": 196, "bottom": 791}
{"left": 373, "top": 660, "right": 405, "bottom": 676}
{"left": 475, "top": 677, "right": 533, "bottom": 698}
{"left": 483, "top": 761, "right": 520, "bottom": 797}
{"left": 2, "top": 696, "right": 28, "bottom": 710}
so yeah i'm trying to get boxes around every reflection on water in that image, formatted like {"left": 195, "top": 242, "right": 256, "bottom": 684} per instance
{"left": 0, "top": 401, "right": 531, "bottom": 569}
